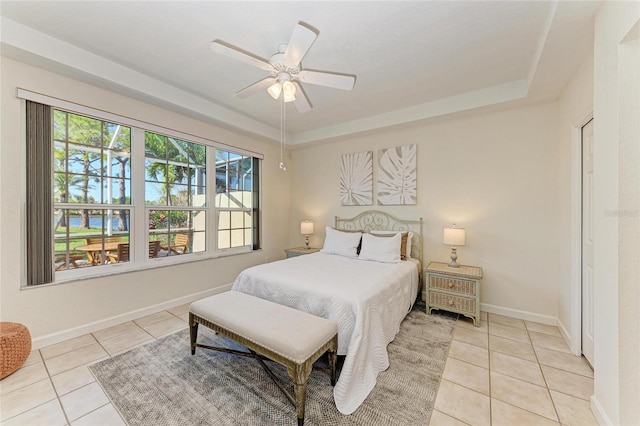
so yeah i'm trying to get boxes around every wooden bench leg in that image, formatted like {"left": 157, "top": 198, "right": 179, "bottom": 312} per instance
{"left": 288, "top": 362, "right": 313, "bottom": 426}
{"left": 328, "top": 347, "right": 337, "bottom": 386}
{"left": 294, "top": 380, "right": 307, "bottom": 426}
{"left": 189, "top": 313, "right": 198, "bottom": 355}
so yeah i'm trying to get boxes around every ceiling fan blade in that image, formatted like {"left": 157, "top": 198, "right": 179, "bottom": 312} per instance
{"left": 235, "top": 77, "right": 277, "bottom": 98}
{"left": 209, "top": 40, "right": 271, "bottom": 71}
{"left": 293, "top": 82, "right": 312, "bottom": 113}
{"left": 298, "top": 70, "right": 356, "bottom": 91}
{"left": 283, "top": 22, "right": 319, "bottom": 67}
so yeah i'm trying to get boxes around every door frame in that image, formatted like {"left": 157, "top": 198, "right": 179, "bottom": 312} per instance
{"left": 570, "top": 111, "right": 594, "bottom": 356}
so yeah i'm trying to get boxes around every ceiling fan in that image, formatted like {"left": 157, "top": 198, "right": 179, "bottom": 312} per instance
{"left": 209, "top": 21, "right": 356, "bottom": 113}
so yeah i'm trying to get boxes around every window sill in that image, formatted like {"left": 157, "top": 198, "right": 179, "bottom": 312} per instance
{"left": 22, "top": 248, "right": 259, "bottom": 289}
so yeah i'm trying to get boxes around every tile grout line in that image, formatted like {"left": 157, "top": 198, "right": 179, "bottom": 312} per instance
{"left": 42, "top": 348, "right": 73, "bottom": 426}
{"left": 432, "top": 312, "right": 474, "bottom": 426}
{"left": 526, "top": 322, "right": 562, "bottom": 425}
{"left": 488, "top": 316, "right": 565, "bottom": 425}
{"left": 88, "top": 322, "right": 158, "bottom": 425}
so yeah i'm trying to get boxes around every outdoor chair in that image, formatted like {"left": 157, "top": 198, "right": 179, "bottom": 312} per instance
{"left": 148, "top": 240, "right": 161, "bottom": 258}
{"left": 171, "top": 233, "right": 190, "bottom": 254}
{"left": 159, "top": 233, "right": 190, "bottom": 256}
{"left": 107, "top": 242, "right": 129, "bottom": 264}
{"left": 54, "top": 253, "right": 87, "bottom": 270}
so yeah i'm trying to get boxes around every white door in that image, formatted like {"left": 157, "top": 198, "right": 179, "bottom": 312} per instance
{"left": 581, "top": 119, "right": 595, "bottom": 366}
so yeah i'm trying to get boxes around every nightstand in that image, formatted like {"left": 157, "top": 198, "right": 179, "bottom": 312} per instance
{"left": 284, "top": 247, "right": 320, "bottom": 258}
{"left": 424, "top": 261, "right": 483, "bottom": 326}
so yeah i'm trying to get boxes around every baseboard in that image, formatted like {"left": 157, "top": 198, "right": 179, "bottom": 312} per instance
{"left": 591, "top": 395, "right": 614, "bottom": 425}
{"left": 31, "top": 284, "right": 233, "bottom": 349}
{"left": 556, "top": 317, "right": 579, "bottom": 356}
{"left": 479, "top": 303, "right": 558, "bottom": 326}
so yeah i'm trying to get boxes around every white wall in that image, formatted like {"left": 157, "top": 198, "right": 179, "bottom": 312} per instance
{"left": 289, "top": 101, "right": 565, "bottom": 322}
{"left": 556, "top": 54, "right": 594, "bottom": 349}
{"left": 592, "top": 2, "right": 640, "bottom": 425}
{"left": 0, "top": 57, "right": 291, "bottom": 346}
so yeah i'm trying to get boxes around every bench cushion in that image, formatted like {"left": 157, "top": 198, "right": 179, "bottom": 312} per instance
{"left": 190, "top": 291, "right": 338, "bottom": 364}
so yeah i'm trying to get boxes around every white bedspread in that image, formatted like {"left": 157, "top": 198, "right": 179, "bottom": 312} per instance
{"left": 231, "top": 252, "right": 419, "bottom": 415}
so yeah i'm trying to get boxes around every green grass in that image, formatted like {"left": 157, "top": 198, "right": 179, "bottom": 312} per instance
{"left": 54, "top": 227, "right": 129, "bottom": 254}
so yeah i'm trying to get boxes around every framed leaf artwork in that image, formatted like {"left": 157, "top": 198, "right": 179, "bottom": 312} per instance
{"left": 377, "top": 144, "right": 417, "bottom": 205}
{"left": 340, "top": 151, "right": 373, "bottom": 206}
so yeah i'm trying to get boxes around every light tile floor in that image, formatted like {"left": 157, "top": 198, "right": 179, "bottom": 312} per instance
{"left": 432, "top": 312, "right": 597, "bottom": 426}
{"left": 0, "top": 306, "right": 596, "bottom": 425}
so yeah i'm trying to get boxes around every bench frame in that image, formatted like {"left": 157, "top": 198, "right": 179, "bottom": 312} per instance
{"left": 189, "top": 312, "right": 338, "bottom": 426}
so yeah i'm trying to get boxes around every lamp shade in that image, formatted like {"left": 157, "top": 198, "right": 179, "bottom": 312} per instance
{"left": 443, "top": 227, "right": 466, "bottom": 246}
{"left": 282, "top": 80, "right": 296, "bottom": 103}
{"left": 300, "top": 220, "right": 314, "bottom": 235}
{"left": 267, "top": 82, "right": 282, "bottom": 99}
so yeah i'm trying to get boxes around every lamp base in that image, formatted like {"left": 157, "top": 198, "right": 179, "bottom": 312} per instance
{"left": 304, "top": 235, "right": 310, "bottom": 249}
{"left": 448, "top": 247, "right": 460, "bottom": 268}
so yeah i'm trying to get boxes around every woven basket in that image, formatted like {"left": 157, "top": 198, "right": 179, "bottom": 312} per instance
{"left": 0, "top": 322, "right": 32, "bottom": 380}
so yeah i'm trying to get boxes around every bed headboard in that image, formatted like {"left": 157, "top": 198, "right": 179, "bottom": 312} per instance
{"left": 335, "top": 210, "right": 423, "bottom": 266}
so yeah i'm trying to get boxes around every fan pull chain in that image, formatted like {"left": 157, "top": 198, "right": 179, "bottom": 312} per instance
{"left": 279, "top": 95, "right": 286, "bottom": 171}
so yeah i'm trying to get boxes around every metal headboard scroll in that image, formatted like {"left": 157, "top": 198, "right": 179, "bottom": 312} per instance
{"left": 335, "top": 210, "right": 423, "bottom": 267}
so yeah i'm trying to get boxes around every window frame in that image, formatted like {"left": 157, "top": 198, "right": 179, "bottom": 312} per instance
{"left": 20, "top": 89, "right": 262, "bottom": 286}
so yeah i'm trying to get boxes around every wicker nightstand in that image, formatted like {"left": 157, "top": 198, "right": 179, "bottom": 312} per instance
{"left": 424, "top": 261, "right": 483, "bottom": 326}
{"left": 284, "top": 247, "right": 320, "bottom": 258}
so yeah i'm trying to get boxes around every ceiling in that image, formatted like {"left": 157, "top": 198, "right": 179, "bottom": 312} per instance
{"left": 0, "top": 1, "right": 599, "bottom": 146}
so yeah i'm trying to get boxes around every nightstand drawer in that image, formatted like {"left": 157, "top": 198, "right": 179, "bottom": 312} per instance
{"left": 428, "top": 290, "right": 476, "bottom": 315}
{"left": 428, "top": 274, "right": 476, "bottom": 296}
{"left": 424, "top": 261, "right": 483, "bottom": 326}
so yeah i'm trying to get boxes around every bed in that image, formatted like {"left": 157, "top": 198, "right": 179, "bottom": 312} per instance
{"left": 231, "top": 210, "right": 423, "bottom": 415}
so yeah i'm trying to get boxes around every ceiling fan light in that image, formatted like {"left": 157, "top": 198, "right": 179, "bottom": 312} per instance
{"left": 282, "top": 80, "right": 296, "bottom": 96}
{"left": 267, "top": 82, "right": 282, "bottom": 99}
{"left": 283, "top": 92, "right": 296, "bottom": 103}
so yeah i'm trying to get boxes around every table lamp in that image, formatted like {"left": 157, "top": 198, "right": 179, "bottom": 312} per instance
{"left": 300, "top": 220, "right": 314, "bottom": 249}
{"left": 443, "top": 225, "right": 466, "bottom": 268}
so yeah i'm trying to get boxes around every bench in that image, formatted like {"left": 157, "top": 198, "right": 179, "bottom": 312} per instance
{"left": 189, "top": 291, "right": 338, "bottom": 426}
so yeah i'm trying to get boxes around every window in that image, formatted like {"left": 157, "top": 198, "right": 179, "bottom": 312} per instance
{"left": 145, "top": 132, "right": 206, "bottom": 256}
{"left": 216, "top": 150, "right": 255, "bottom": 250}
{"left": 53, "top": 110, "right": 132, "bottom": 270}
{"left": 23, "top": 92, "right": 262, "bottom": 286}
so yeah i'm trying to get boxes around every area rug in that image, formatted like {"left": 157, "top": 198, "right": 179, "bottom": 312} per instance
{"left": 89, "top": 302, "right": 456, "bottom": 425}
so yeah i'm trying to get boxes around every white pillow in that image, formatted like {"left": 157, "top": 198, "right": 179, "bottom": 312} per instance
{"left": 370, "top": 230, "right": 413, "bottom": 259}
{"left": 320, "top": 226, "right": 362, "bottom": 258}
{"left": 359, "top": 232, "right": 402, "bottom": 263}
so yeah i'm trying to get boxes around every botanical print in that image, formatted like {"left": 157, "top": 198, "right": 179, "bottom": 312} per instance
{"left": 340, "top": 151, "right": 373, "bottom": 206}
{"left": 377, "top": 144, "right": 417, "bottom": 205}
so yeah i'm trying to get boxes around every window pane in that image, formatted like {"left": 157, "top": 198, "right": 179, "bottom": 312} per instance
{"left": 145, "top": 181, "right": 167, "bottom": 206}
{"left": 67, "top": 113, "right": 102, "bottom": 147}
{"left": 217, "top": 208, "right": 251, "bottom": 250}
{"left": 231, "top": 229, "right": 244, "bottom": 247}
{"left": 53, "top": 110, "right": 132, "bottom": 207}
{"left": 103, "top": 177, "right": 130, "bottom": 204}
{"left": 218, "top": 211, "right": 230, "bottom": 230}
{"left": 145, "top": 132, "right": 206, "bottom": 209}
{"left": 218, "top": 230, "right": 230, "bottom": 250}
{"left": 53, "top": 110, "right": 67, "bottom": 141}
{"left": 230, "top": 211, "right": 243, "bottom": 229}
{"left": 145, "top": 133, "right": 167, "bottom": 158}
{"left": 169, "top": 184, "right": 190, "bottom": 206}
{"left": 241, "top": 191, "right": 253, "bottom": 209}
{"left": 54, "top": 208, "right": 130, "bottom": 268}
{"left": 149, "top": 209, "right": 203, "bottom": 257}
{"left": 145, "top": 159, "right": 166, "bottom": 183}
